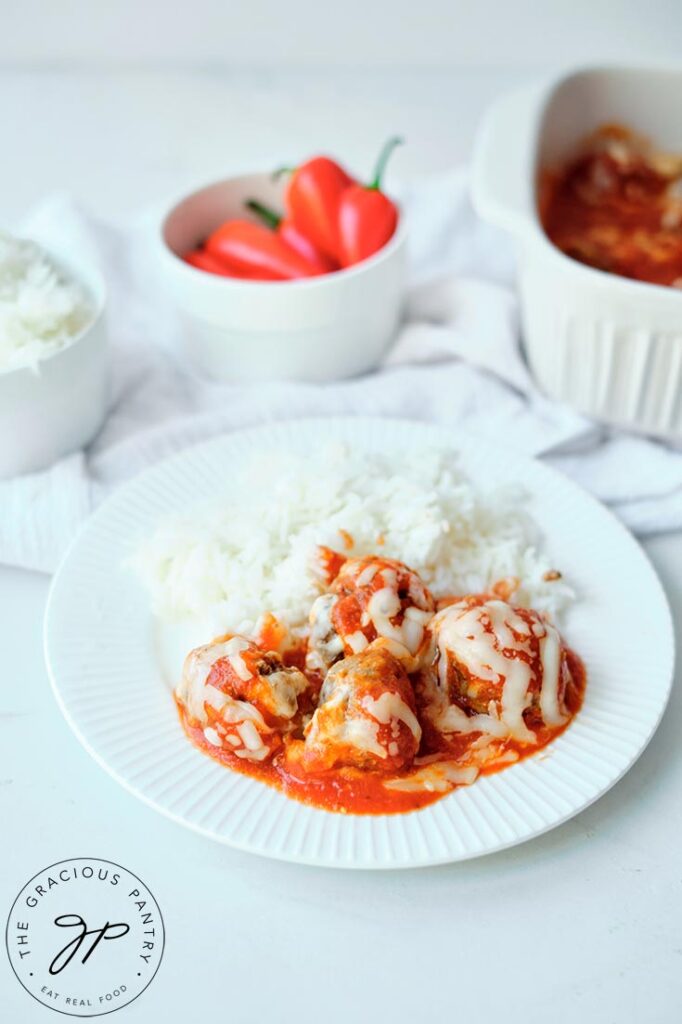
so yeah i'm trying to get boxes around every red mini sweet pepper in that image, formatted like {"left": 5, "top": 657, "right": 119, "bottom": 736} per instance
{"left": 337, "top": 137, "right": 402, "bottom": 267}
{"left": 282, "top": 156, "right": 355, "bottom": 263}
{"left": 245, "top": 199, "right": 338, "bottom": 274}
{"left": 205, "top": 219, "right": 323, "bottom": 280}
{"left": 184, "top": 248, "right": 248, "bottom": 277}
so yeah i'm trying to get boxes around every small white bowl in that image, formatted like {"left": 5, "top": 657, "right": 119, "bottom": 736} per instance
{"left": 0, "top": 250, "right": 108, "bottom": 479}
{"left": 473, "top": 65, "right": 682, "bottom": 441}
{"left": 159, "top": 173, "right": 406, "bottom": 383}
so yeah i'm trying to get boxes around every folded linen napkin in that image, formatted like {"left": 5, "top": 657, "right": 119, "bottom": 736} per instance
{"left": 4, "top": 170, "right": 682, "bottom": 575}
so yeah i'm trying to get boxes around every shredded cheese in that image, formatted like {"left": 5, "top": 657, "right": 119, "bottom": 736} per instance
{"left": 431, "top": 599, "right": 566, "bottom": 744}
{"left": 363, "top": 691, "right": 422, "bottom": 742}
{"left": 346, "top": 630, "right": 369, "bottom": 654}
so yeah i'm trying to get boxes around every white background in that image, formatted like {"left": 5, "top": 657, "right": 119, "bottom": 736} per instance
{"left": 3, "top": 0, "right": 681, "bottom": 69}
{"left": 1, "top": 5, "right": 682, "bottom": 1023}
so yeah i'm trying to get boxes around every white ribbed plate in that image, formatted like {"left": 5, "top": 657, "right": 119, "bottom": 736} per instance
{"left": 44, "top": 418, "right": 674, "bottom": 868}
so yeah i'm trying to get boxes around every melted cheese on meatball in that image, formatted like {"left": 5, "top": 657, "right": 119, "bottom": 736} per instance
{"left": 307, "top": 555, "right": 435, "bottom": 673}
{"left": 428, "top": 598, "right": 568, "bottom": 744}
{"left": 303, "top": 647, "right": 421, "bottom": 771}
{"left": 177, "top": 634, "right": 307, "bottom": 762}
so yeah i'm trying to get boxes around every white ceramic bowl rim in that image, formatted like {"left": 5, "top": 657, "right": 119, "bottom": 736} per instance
{"left": 160, "top": 172, "right": 407, "bottom": 290}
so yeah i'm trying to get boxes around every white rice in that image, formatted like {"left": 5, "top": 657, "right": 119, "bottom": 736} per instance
{"left": 133, "top": 444, "right": 574, "bottom": 638}
{"left": 0, "top": 232, "right": 93, "bottom": 372}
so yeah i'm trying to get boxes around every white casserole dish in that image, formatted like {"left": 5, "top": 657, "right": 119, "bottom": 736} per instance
{"left": 472, "top": 66, "right": 682, "bottom": 441}
{"left": 159, "top": 173, "right": 406, "bottom": 383}
{"left": 0, "top": 248, "right": 108, "bottom": 479}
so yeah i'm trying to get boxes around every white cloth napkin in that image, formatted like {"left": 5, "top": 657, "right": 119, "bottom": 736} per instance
{"left": 4, "top": 169, "right": 682, "bottom": 575}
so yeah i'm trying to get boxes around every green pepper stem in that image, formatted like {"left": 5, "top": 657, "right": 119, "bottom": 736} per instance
{"left": 369, "top": 136, "right": 404, "bottom": 190}
{"left": 272, "top": 166, "right": 295, "bottom": 181}
{"left": 245, "top": 198, "right": 282, "bottom": 230}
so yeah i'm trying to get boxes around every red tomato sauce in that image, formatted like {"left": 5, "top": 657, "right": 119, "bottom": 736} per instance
{"left": 176, "top": 650, "right": 586, "bottom": 816}
{"left": 540, "top": 125, "right": 682, "bottom": 287}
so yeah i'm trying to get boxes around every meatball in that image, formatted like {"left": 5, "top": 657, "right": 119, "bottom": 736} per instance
{"left": 303, "top": 647, "right": 422, "bottom": 772}
{"left": 178, "top": 634, "right": 309, "bottom": 762}
{"left": 419, "top": 596, "right": 571, "bottom": 745}
{"left": 307, "top": 555, "right": 435, "bottom": 674}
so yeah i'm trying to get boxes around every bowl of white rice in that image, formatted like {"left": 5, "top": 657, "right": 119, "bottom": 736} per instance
{"left": 0, "top": 231, "right": 108, "bottom": 478}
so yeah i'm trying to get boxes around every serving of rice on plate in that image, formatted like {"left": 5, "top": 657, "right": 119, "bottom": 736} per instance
{"left": 133, "top": 444, "right": 573, "bottom": 638}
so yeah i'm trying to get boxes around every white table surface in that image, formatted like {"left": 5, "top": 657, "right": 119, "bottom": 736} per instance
{"left": 1, "top": 68, "right": 681, "bottom": 1024}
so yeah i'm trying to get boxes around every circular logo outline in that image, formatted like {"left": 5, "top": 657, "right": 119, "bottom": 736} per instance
{"left": 5, "top": 857, "right": 165, "bottom": 1017}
